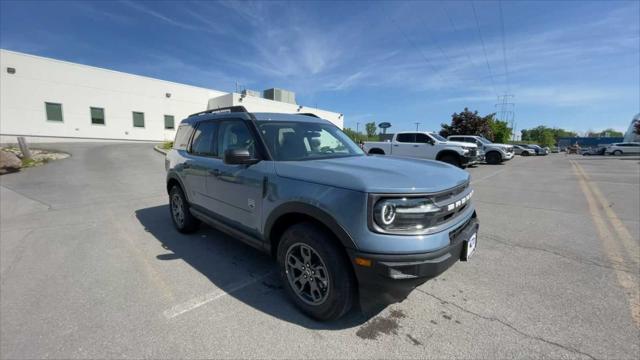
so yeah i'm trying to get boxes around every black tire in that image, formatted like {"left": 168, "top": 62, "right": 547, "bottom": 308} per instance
{"left": 277, "top": 222, "right": 355, "bottom": 321}
{"left": 613, "top": 150, "right": 622, "bottom": 156}
{"left": 521, "top": 151, "right": 529, "bottom": 157}
{"left": 169, "top": 185, "right": 200, "bottom": 233}
{"left": 485, "top": 151, "right": 502, "bottom": 164}
{"left": 439, "top": 153, "right": 461, "bottom": 167}
{"left": 368, "top": 148, "right": 385, "bottom": 155}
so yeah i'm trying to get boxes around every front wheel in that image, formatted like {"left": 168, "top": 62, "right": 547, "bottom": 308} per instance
{"left": 485, "top": 151, "right": 502, "bottom": 164}
{"left": 277, "top": 222, "right": 355, "bottom": 321}
{"left": 522, "top": 151, "right": 529, "bottom": 157}
{"left": 613, "top": 150, "right": 622, "bottom": 156}
{"left": 439, "top": 153, "right": 462, "bottom": 167}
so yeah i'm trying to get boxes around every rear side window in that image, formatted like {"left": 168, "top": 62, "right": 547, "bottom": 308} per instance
{"left": 190, "top": 122, "right": 218, "bottom": 156}
{"left": 173, "top": 124, "right": 194, "bottom": 150}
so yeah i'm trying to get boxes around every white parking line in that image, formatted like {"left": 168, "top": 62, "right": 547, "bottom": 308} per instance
{"left": 163, "top": 271, "right": 275, "bottom": 319}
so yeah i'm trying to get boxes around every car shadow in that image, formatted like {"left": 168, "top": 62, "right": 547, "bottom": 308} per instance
{"left": 135, "top": 205, "right": 379, "bottom": 330}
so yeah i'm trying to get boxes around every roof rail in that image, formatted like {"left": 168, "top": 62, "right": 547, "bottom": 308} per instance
{"left": 189, "top": 106, "right": 248, "bottom": 117}
{"left": 295, "top": 112, "right": 320, "bottom": 118}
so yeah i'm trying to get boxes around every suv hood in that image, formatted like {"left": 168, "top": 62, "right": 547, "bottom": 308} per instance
{"left": 442, "top": 141, "right": 477, "bottom": 148}
{"left": 274, "top": 155, "right": 470, "bottom": 193}
{"left": 487, "top": 143, "right": 511, "bottom": 149}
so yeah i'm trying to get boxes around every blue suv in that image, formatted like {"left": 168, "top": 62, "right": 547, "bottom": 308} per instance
{"left": 166, "top": 107, "right": 479, "bottom": 320}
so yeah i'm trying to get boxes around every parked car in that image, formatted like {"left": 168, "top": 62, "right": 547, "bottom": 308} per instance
{"left": 447, "top": 135, "right": 515, "bottom": 164}
{"left": 581, "top": 146, "right": 606, "bottom": 156}
{"left": 363, "top": 131, "right": 480, "bottom": 168}
{"left": 605, "top": 142, "right": 640, "bottom": 155}
{"left": 512, "top": 145, "right": 536, "bottom": 156}
{"left": 166, "top": 107, "right": 479, "bottom": 321}
{"left": 526, "top": 144, "right": 549, "bottom": 155}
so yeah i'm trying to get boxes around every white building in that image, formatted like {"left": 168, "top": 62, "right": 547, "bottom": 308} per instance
{"left": 0, "top": 50, "right": 343, "bottom": 143}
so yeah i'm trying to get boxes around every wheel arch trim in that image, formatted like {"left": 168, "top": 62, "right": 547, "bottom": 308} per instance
{"left": 264, "top": 202, "right": 358, "bottom": 252}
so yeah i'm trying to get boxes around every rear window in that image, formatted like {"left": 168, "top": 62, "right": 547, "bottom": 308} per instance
{"left": 173, "top": 124, "right": 194, "bottom": 150}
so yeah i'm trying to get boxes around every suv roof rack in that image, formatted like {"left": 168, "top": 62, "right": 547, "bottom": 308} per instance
{"left": 295, "top": 112, "right": 320, "bottom": 118}
{"left": 189, "top": 106, "right": 248, "bottom": 118}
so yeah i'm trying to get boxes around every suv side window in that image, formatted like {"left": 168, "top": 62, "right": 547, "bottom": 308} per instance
{"left": 396, "top": 133, "right": 416, "bottom": 143}
{"left": 190, "top": 121, "right": 217, "bottom": 156}
{"left": 217, "top": 120, "right": 256, "bottom": 157}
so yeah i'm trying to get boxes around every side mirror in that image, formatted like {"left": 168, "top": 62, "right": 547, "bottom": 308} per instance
{"left": 224, "top": 148, "right": 259, "bottom": 165}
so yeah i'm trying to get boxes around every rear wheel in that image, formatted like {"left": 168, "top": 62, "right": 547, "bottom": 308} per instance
{"left": 169, "top": 185, "right": 200, "bottom": 233}
{"left": 522, "top": 151, "right": 529, "bottom": 157}
{"left": 277, "top": 222, "right": 355, "bottom": 321}
{"left": 439, "top": 153, "right": 462, "bottom": 167}
{"left": 613, "top": 150, "right": 623, "bottom": 156}
{"left": 485, "top": 151, "right": 502, "bottom": 164}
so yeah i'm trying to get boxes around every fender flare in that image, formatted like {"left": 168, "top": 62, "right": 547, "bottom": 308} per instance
{"left": 264, "top": 202, "right": 358, "bottom": 250}
{"left": 166, "top": 172, "right": 191, "bottom": 202}
{"left": 436, "top": 149, "right": 461, "bottom": 161}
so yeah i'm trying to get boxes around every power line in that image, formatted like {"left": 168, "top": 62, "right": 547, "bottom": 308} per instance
{"left": 391, "top": 18, "right": 448, "bottom": 84}
{"left": 470, "top": 0, "right": 498, "bottom": 98}
{"left": 498, "top": 0, "right": 510, "bottom": 93}
{"left": 438, "top": 2, "right": 479, "bottom": 68}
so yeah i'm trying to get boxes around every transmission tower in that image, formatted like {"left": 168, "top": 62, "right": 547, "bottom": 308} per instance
{"left": 495, "top": 94, "right": 515, "bottom": 140}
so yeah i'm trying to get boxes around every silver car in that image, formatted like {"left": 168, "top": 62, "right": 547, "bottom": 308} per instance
{"left": 512, "top": 145, "right": 536, "bottom": 156}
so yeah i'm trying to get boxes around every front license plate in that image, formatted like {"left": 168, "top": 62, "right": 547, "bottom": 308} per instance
{"left": 462, "top": 232, "right": 477, "bottom": 261}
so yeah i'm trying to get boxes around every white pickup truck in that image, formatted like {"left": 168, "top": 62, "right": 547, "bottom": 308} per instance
{"left": 363, "top": 132, "right": 481, "bottom": 168}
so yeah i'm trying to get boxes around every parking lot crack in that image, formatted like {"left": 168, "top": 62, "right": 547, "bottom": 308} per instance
{"left": 484, "top": 233, "right": 636, "bottom": 275}
{"left": 416, "top": 289, "right": 597, "bottom": 360}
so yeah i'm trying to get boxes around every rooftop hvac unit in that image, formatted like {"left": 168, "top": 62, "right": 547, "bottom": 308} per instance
{"left": 241, "top": 89, "right": 262, "bottom": 98}
{"left": 263, "top": 88, "right": 296, "bottom": 104}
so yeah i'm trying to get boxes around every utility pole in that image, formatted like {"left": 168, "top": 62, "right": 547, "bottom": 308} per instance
{"left": 495, "top": 94, "right": 515, "bottom": 140}
{"left": 356, "top": 122, "right": 361, "bottom": 142}
{"left": 414, "top": 122, "right": 420, "bottom": 131}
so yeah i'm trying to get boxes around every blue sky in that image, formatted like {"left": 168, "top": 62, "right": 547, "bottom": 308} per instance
{"left": 1, "top": 0, "right": 638, "bottom": 134}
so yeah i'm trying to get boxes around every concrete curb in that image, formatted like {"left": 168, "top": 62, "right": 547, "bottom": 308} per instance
{"left": 153, "top": 145, "right": 168, "bottom": 155}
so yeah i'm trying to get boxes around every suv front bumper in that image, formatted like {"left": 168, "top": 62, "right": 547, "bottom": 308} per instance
{"left": 461, "top": 154, "right": 480, "bottom": 166}
{"left": 347, "top": 216, "right": 478, "bottom": 299}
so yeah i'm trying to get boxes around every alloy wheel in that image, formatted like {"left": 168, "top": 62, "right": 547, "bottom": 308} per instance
{"left": 285, "top": 243, "right": 330, "bottom": 305}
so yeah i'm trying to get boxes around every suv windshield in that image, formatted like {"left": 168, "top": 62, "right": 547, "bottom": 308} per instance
{"left": 478, "top": 137, "right": 493, "bottom": 145}
{"left": 257, "top": 121, "right": 364, "bottom": 161}
{"left": 429, "top": 133, "right": 448, "bottom": 142}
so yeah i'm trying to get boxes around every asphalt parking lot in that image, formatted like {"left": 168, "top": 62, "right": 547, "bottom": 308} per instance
{"left": 1, "top": 143, "right": 639, "bottom": 359}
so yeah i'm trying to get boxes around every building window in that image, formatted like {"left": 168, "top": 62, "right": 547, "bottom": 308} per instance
{"left": 90, "top": 107, "right": 105, "bottom": 125}
{"left": 132, "top": 112, "right": 145, "bottom": 128}
{"left": 164, "top": 115, "right": 175, "bottom": 129}
{"left": 45, "top": 102, "right": 63, "bottom": 122}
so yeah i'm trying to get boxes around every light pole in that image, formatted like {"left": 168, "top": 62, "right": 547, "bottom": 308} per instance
{"left": 414, "top": 122, "right": 420, "bottom": 131}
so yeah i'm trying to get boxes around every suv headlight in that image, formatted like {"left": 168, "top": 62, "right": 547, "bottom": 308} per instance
{"left": 373, "top": 197, "right": 441, "bottom": 232}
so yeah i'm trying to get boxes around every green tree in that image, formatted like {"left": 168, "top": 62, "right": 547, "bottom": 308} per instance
{"left": 521, "top": 126, "right": 576, "bottom": 146}
{"left": 634, "top": 121, "right": 640, "bottom": 135}
{"left": 342, "top": 127, "right": 360, "bottom": 142}
{"left": 487, "top": 114, "right": 512, "bottom": 143}
{"left": 440, "top": 108, "right": 493, "bottom": 138}
{"left": 365, "top": 121, "right": 377, "bottom": 137}
{"left": 586, "top": 128, "right": 623, "bottom": 137}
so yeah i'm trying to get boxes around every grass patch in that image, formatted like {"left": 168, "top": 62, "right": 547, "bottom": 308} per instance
{"left": 161, "top": 141, "right": 173, "bottom": 150}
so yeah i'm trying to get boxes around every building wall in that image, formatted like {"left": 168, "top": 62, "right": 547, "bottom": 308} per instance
{"left": 207, "top": 93, "right": 343, "bottom": 128}
{"left": 0, "top": 50, "right": 343, "bottom": 143}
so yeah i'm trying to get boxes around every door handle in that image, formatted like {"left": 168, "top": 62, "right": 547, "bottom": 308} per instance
{"left": 413, "top": 145, "right": 419, "bottom": 147}
{"left": 393, "top": 144, "right": 399, "bottom": 147}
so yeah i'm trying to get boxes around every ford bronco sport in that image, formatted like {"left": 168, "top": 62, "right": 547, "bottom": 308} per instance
{"left": 165, "top": 106, "right": 479, "bottom": 321}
